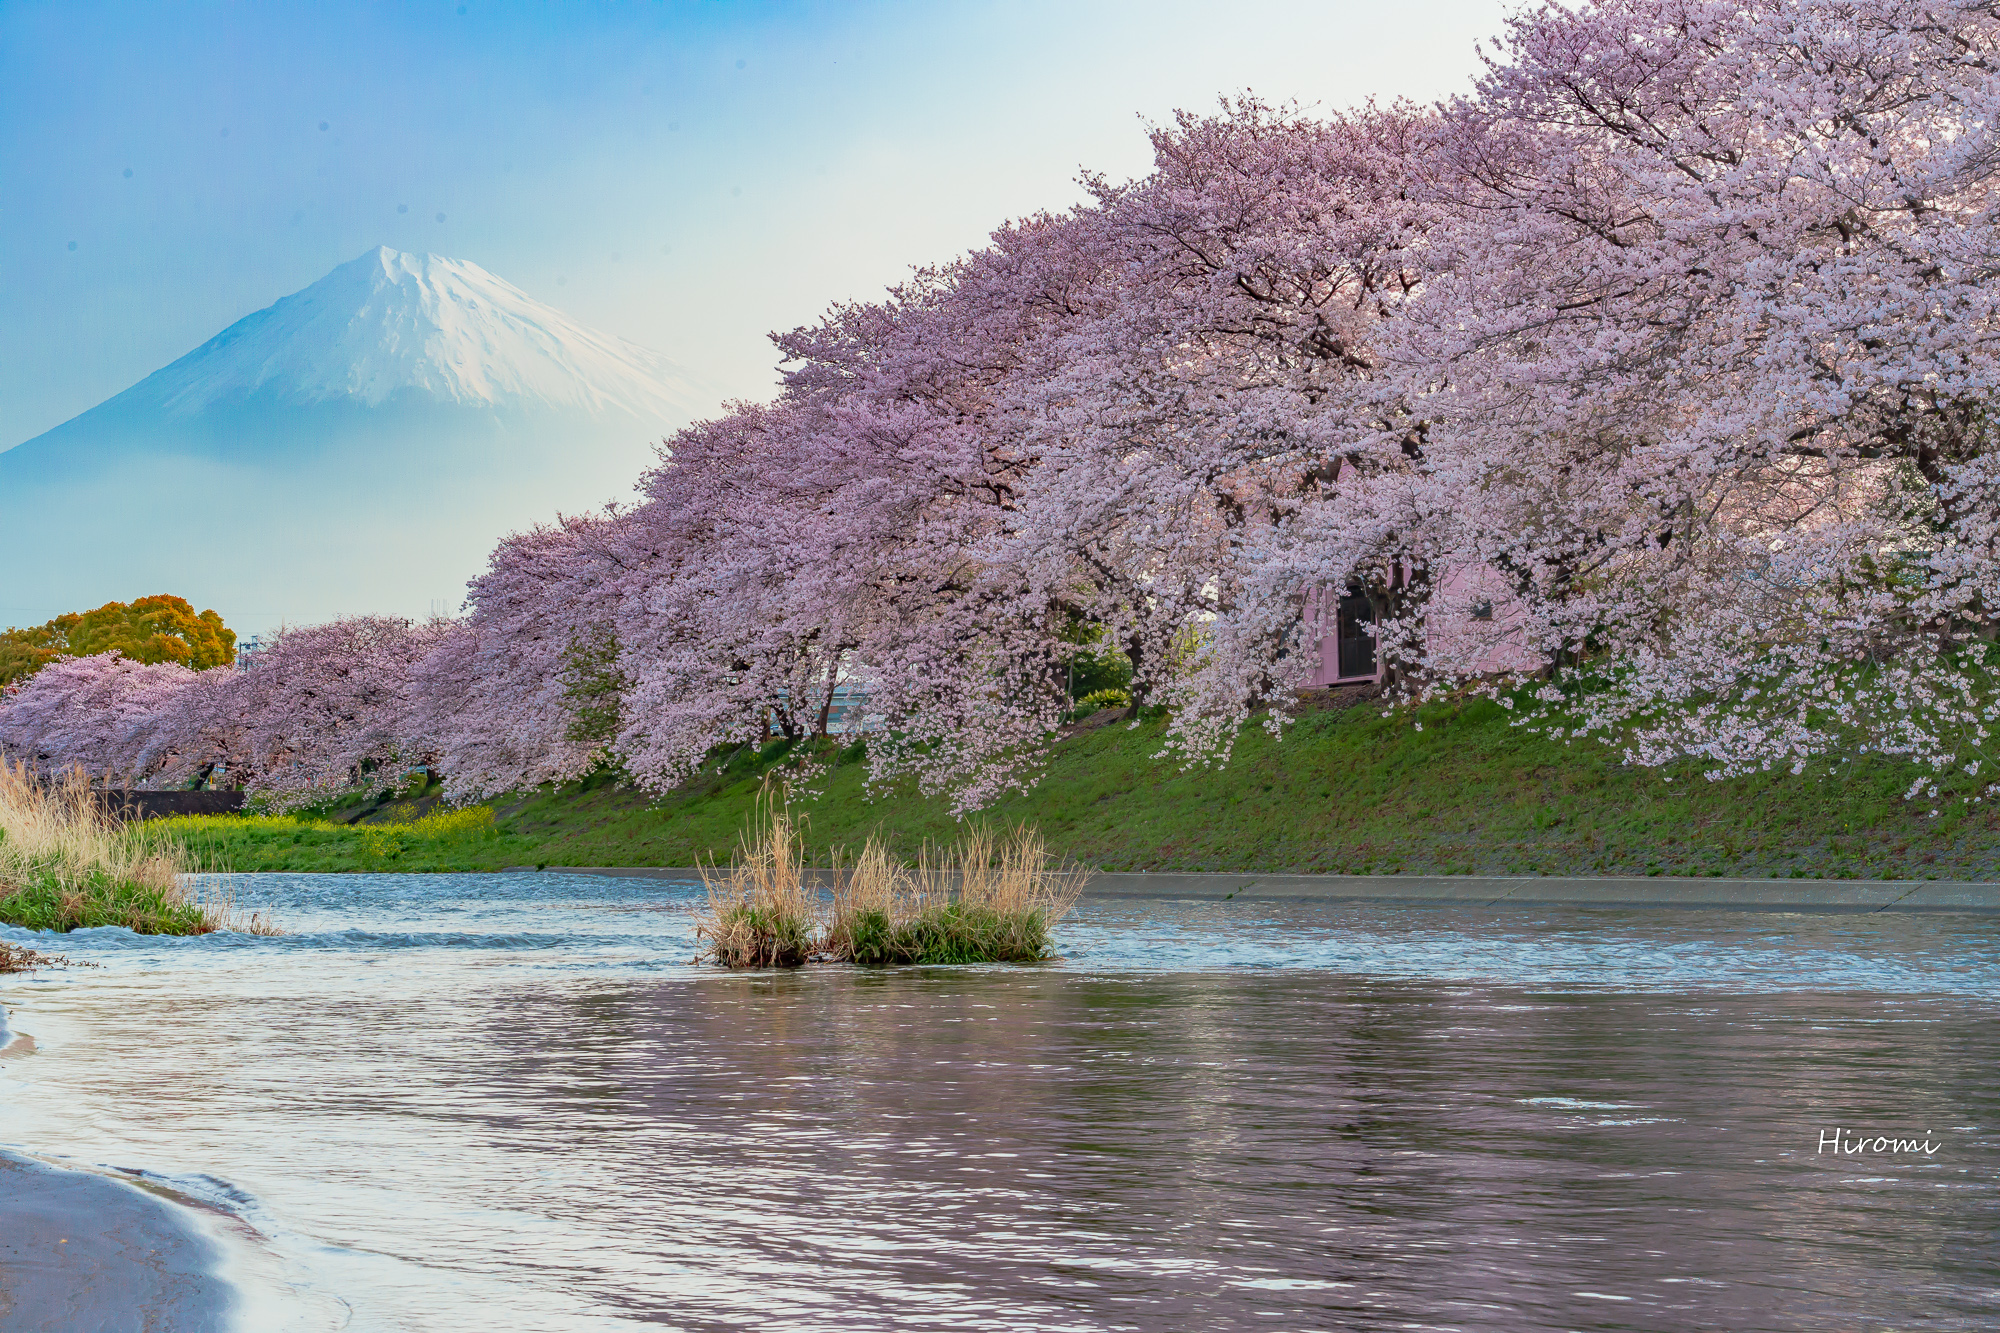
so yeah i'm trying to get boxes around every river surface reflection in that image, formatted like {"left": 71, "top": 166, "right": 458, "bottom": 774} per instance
{"left": 2, "top": 873, "right": 1996, "bottom": 1331}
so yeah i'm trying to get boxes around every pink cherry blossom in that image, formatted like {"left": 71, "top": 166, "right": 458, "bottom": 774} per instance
{"left": 13, "top": 0, "right": 2000, "bottom": 809}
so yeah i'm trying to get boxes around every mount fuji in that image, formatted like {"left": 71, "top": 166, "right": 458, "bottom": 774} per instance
{"left": 0, "top": 247, "right": 709, "bottom": 631}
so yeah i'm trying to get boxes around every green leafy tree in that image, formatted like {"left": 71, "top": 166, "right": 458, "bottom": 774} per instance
{"left": 0, "top": 624, "right": 67, "bottom": 687}
{"left": 1059, "top": 619, "right": 1134, "bottom": 702}
{"left": 561, "top": 626, "right": 627, "bottom": 746}
{"left": 0, "top": 595, "right": 236, "bottom": 687}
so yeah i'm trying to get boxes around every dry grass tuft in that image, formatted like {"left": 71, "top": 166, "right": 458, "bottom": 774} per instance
{"left": 822, "top": 834, "right": 928, "bottom": 962}
{"left": 693, "top": 803, "right": 818, "bottom": 968}
{"left": 0, "top": 762, "right": 186, "bottom": 894}
{"left": 944, "top": 825, "right": 1086, "bottom": 923}
{"left": 825, "top": 824, "right": 1086, "bottom": 966}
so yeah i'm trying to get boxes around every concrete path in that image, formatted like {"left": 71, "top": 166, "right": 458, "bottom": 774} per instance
{"left": 1082, "top": 872, "right": 1999, "bottom": 911}
{"left": 521, "top": 866, "right": 2000, "bottom": 912}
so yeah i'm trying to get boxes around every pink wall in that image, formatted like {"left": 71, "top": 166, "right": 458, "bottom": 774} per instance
{"left": 1302, "top": 564, "right": 1538, "bottom": 688}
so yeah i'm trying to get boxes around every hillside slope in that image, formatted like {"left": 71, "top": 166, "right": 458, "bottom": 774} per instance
{"left": 171, "top": 695, "right": 2000, "bottom": 879}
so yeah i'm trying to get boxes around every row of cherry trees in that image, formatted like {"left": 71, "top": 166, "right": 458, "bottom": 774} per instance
{"left": 10, "top": 0, "right": 2000, "bottom": 809}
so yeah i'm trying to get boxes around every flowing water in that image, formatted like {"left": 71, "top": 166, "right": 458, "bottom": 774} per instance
{"left": 2, "top": 873, "right": 1997, "bottom": 1331}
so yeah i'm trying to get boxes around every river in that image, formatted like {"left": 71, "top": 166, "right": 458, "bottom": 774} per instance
{"left": 2, "top": 872, "right": 1996, "bottom": 1331}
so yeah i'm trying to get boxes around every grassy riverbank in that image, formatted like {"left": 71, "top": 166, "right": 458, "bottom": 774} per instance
{"left": 160, "top": 803, "right": 507, "bottom": 875}
{"left": 156, "top": 693, "right": 2000, "bottom": 879}
{"left": 0, "top": 763, "right": 220, "bottom": 934}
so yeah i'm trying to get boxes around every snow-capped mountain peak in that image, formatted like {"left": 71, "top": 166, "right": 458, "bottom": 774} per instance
{"left": 116, "top": 246, "right": 699, "bottom": 421}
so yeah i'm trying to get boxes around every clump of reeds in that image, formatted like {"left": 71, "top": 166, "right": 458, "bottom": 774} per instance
{"left": 693, "top": 804, "right": 818, "bottom": 968}
{"left": 0, "top": 762, "right": 277, "bottom": 936}
{"left": 823, "top": 825, "right": 1084, "bottom": 966}
{"left": 822, "top": 835, "right": 925, "bottom": 965}
{"left": 693, "top": 809, "right": 1087, "bottom": 970}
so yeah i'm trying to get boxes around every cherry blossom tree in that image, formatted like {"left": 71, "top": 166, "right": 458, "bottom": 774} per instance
{"left": 20, "top": 0, "right": 2000, "bottom": 813}
{"left": 134, "top": 662, "right": 250, "bottom": 790}
{"left": 717, "top": 101, "right": 1447, "bottom": 799}
{"left": 1002, "top": 101, "right": 1444, "bottom": 767}
{"left": 1379, "top": 0, "right": 2000, "bottom": 796}
{"left": 611, "top": 402, "right": 863, "bottom": 792}
{"left": 0, "top": 652, "right": 202, "bottom": 784}
{"left": 225, "top": 616, "right": 452, "bottom": 808}
{"left": 407, "top": 511, "right": 629, "bottom": 803}
{"left": 0, "top": 620, "right": 444, "bottom": 805}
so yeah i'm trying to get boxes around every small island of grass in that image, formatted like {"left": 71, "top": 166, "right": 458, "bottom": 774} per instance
{"left": 697, "top": 809, "right": 1084, "bottom": 969}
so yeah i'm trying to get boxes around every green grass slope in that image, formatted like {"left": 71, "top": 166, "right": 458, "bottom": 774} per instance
{"left": 162, "top": 694, "right": 2000, "bottom": 879}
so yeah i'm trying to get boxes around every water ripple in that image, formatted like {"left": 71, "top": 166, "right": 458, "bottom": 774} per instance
{"left": 0, "top": 873, "right": 1994, "bottom": 1331}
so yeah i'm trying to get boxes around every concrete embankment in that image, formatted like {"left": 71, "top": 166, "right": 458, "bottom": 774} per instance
{"left": 513, "top": 867, "right": 2000, "bottom": 911}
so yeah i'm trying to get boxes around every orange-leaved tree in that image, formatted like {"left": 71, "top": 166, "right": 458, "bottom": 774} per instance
{"left": 0, "top": 595, "right": 236, "bottom": 686}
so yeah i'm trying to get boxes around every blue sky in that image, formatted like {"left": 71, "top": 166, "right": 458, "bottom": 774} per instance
{"left": 2, "top": 0, "right": 1513, "bottom": 450}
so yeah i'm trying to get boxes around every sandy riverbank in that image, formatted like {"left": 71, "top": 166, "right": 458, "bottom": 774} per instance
{"left": 0, "top": 1150, "right": 234, "bottom": 1331}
